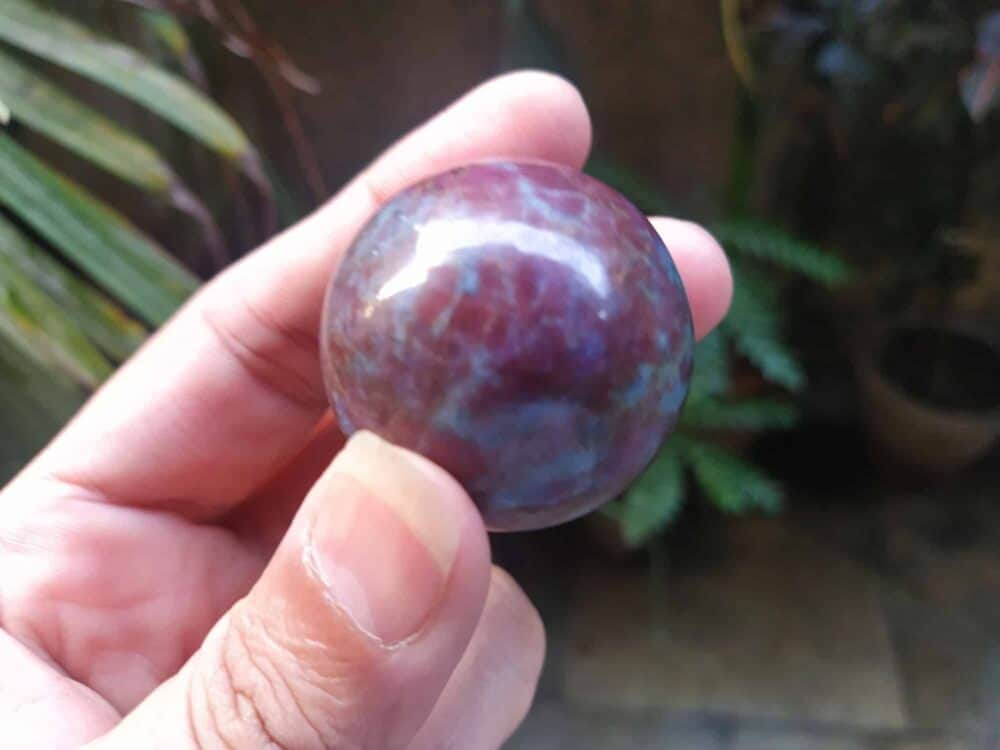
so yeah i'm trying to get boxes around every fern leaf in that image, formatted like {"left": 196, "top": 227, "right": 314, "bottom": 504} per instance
{"left": 688, "top": 329, "right": 730, "bottom": 399}
{"left": 678, "top": 436, "right": 783, "bottom": 514}
{"left": 725, "top": 262, "right": 805, "bottom": 391}
{"left": 619, "top": 444, "right": 685, "bottom": 547}
{"left": 681, "top": 396, "right": 799, "bottom": 431}
{"left": 712, "top": 217, "right": 849, "bottom": 287}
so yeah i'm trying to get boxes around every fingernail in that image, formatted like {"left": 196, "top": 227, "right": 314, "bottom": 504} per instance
{"left": 308, "top": 431, "right": 460, "bottom": 643}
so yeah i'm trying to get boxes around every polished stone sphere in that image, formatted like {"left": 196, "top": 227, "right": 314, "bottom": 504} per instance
{"left": 321, "top": 160, "right": 693, "bottom": 531}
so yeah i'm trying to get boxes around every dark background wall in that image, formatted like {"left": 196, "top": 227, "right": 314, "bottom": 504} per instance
{"left": 204, "top": 2, "right": 738, "bottom": 227}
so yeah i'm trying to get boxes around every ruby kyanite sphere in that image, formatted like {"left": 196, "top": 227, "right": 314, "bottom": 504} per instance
{"left": 321, "top": 161, "right": 694, "bottom": 531}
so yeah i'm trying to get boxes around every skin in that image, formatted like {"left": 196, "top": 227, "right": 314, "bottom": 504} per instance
{"left": 0, "top": 72, "right": 732, "bottom": 750}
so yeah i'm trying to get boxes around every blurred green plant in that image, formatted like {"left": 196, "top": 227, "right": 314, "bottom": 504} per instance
{"left": 0, "top": 0, "right": 271, "bottom": 472}
{"left": 590, "top": 159, "right": 849, "bottom": 546}
{"left": 500, "top": 0, "right": 850, "bottom": 546}
{"left": 731, "top": 0, "right": 1000, "bottom": 314}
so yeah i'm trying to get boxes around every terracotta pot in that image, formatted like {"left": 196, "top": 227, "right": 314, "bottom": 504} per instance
{"left": 854, "top": 319, "right": 1000, "bottom": 477}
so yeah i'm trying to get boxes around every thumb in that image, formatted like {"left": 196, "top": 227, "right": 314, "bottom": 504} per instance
{"left": 88, "top": 431, "right": 491, "bottom": 750}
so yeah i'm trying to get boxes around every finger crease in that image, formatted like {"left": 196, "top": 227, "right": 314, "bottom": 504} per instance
{"left": 239, "top": 294, "right": 320, "bottom": 364}
{"left": 222, "top": 625, "right": 294, "bottom": 750}
{"left": 199, "top": 304, "right": 327, "bottom": 413}
{"left": 249, "top": 629, "right": 326, "bottom": 747}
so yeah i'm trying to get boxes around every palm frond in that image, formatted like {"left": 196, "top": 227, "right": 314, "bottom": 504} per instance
{"left": 0, "top": 329, "right": 85, "bottom": 478}
{"left": 0, "top": 3, "right": 276, "bottom": 484}
{"left": 136, "top": 7, "right": 206, "bottom": 85}
{"left": 0, "top": 48, "right": 173, "bottom": 192}
{"left": 0, "top": 131, "right": 198, "bottom": 325}
{"left": 0, "top": 47, "right": 224, "bottom": 253}
{"left": 0, "top": 0, "right": 251, "bottom": 163}
{"left": 0, "top": 215, "right": 145, "bottom": 361}
{"left": 0, "top": 245, "right": 111, "bottom": 388}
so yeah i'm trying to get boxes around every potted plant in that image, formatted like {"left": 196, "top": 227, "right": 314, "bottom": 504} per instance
{"left": 496, "top": 0, "right": 854, "bottom": 554}
{"left": 737, "top": 0, "right": 1000, "bottom": 477}
{"left": 588, "top": 161, "right": 848, "bottom": 552}
{"left": 856, "top": 317, "right": 1000, "bottom": 477}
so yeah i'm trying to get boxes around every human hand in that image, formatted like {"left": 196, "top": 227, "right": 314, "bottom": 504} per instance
{"left": 0, "top": 72, "right": 732, "bottom": 750}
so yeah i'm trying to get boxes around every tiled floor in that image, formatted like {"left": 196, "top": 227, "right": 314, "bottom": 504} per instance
{"left": 497, "top": 457, "right": 1000, "bottom": 749}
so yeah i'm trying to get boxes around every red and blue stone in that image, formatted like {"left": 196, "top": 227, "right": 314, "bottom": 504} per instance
{"left": 321, "top": 160, "right": 694, "bottom": 531}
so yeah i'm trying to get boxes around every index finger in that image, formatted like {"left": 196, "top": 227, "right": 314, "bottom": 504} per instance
{"left": 22, "top": 72, "right": 594, "bottom": 517}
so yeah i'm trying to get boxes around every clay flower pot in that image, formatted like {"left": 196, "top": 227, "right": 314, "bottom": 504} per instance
{"left": 855, "top": 318, "right": 1000, "bottom": 477}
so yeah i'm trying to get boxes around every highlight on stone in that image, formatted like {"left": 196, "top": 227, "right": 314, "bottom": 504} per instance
{"left": 321, "top": 160, "right": 694, "bottom": 531}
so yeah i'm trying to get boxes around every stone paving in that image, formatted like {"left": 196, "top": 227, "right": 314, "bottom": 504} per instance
{"left": 497, "top": 455, "right": 1000, "bottom": 749}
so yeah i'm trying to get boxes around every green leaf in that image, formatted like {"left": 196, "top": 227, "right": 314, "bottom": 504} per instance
{"left": 689, "top": 330, "right": 730, "bottom": 399}
{"left": 0, "top": 0, "right": 250, "bottom": 160}
{"left": 0, "top": 131, "right": 199, "bottom": 325}
{"left": 0, "top": 247, "right": 112, "bottom": 388}
{"left": 139, "top": 9, "right": 191, "bottom": 56}
{"left": 136, "top": 8, "right": 208, "bottom": 88}
{"left": 724, "top": 262, "right": 805, "bottom": 391}
{"left": 0, "top": 215, "right": 145, "bottom": 361}
{"left": 681, "top": 396, "right": 799, "bottom": 431}
{"left": 678, "top": 436, "right": 783, "bottom": 514}
{"left": 138, "top": 9, "right": 200, "bottom": 72}
{"left": 619, "top": 445, "right": 685, "bottom": 547}
{"left": 711, "top": 218, "right": 850, "bottom": 287}
{"left": 0, "top": 48, "right": 225, "bottom": 256}
{"left": 0, "top": 47, "right": 173, "bottom": 192}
